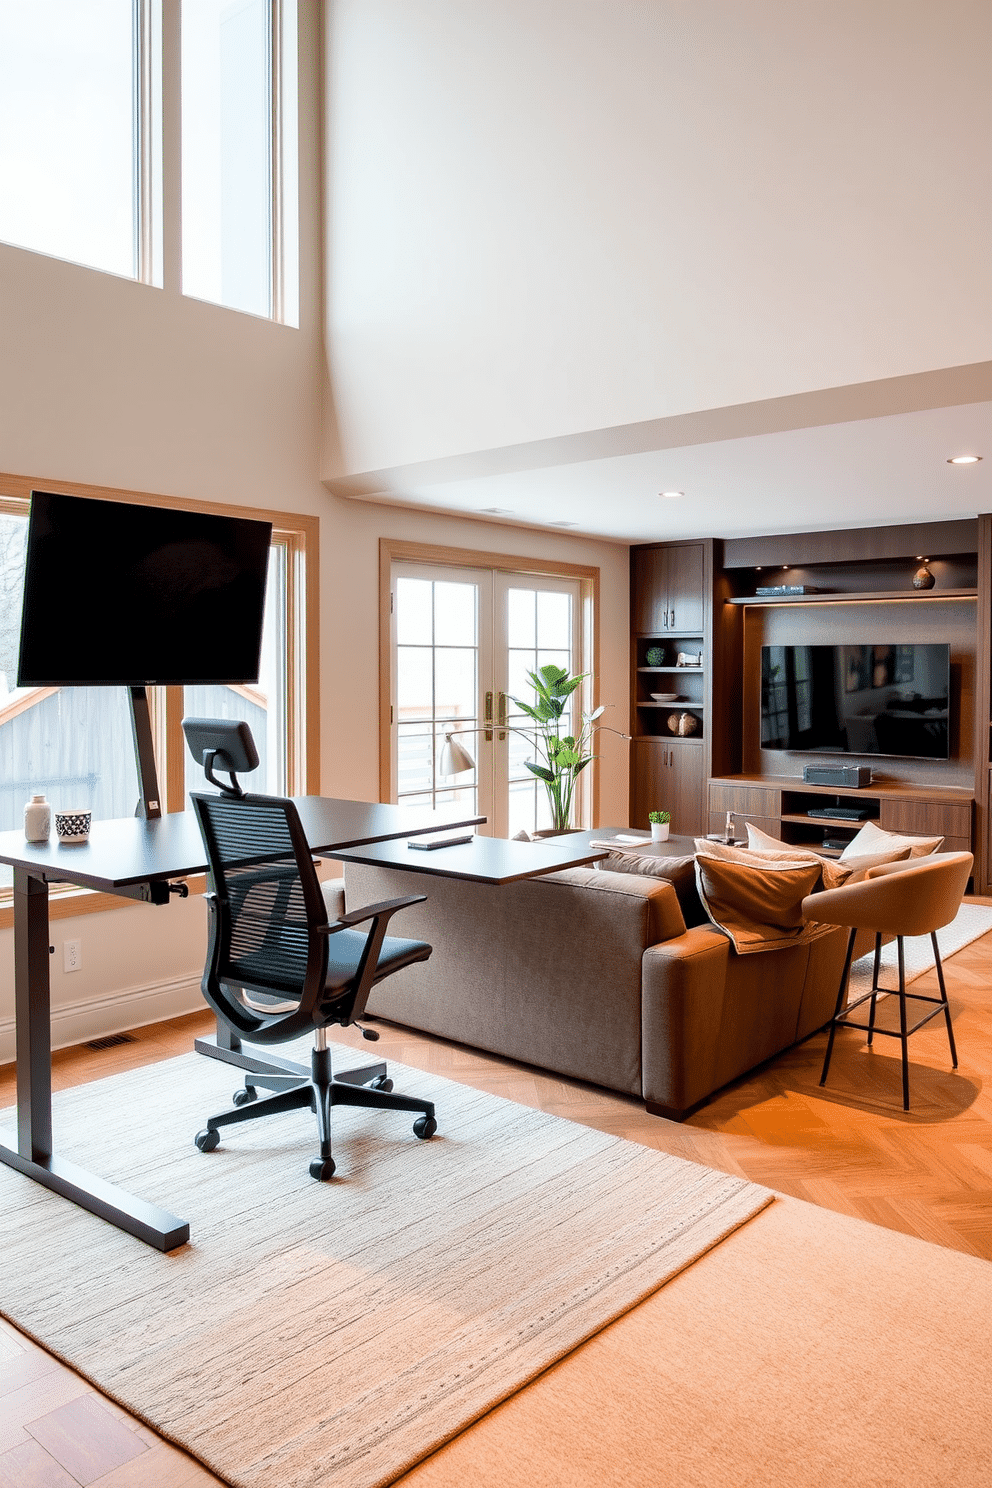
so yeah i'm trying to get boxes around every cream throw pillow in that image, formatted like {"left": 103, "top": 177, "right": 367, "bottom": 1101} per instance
{"left": 839, "top": 818, "right": 943, "bottom": 862}
{"left": 742, "top": 822, "right": 910, "bottom": 886}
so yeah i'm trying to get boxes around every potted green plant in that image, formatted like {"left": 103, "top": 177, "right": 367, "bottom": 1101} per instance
{"left": 510, "top": 664, "right": 605, "bottom": 833}
{"left": 648, "top": 809, "right": 671, "bottom": 842}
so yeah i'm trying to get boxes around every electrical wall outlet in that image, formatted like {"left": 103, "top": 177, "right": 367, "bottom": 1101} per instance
{"left": 63, "top": 939, "right": 82, "bottom": 973}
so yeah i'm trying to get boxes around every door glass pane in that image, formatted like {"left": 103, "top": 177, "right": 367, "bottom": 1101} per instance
{"left": 395, "top": 575, "right": 479, "bottom": 813}
{"left": 396, "top": 647, "right": 433, "bottom": 721}
{"left": 0, "top": 0, "right": 138, "bottom": 278}
{"left": 507, "top": 588, "right": 535, "bottom": 649}
{"left": 182, "top": 0, "right": 272, "bottom": 317}
{"left": 396, "top": 577, "right": 432, "bottom": 645}
{"left": 537, "top": 590, "right": 570, "bottom": 650}
{"left": 184, "top": 542, "right": 286, "bottom": 799}
{"left": 505, "top": 585, "right": 576, "bottom": 835}
{"left": 434, "top": 581, "right": 476, "bottom": 646}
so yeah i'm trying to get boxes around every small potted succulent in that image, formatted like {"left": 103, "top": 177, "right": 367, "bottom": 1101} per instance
{"left": 648, "top": 809, "right": 671, "bottom": 842}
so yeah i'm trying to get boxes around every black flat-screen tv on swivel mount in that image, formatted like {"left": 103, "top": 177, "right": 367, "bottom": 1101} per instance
{"left": 17, "top": 490, "right": 272, "bottom": 818}
{"left": 760, "top": 643, "right": 951, "bottom": 760}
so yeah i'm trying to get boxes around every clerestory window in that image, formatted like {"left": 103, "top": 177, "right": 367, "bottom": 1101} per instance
{"left": 0, "top": 0, "right": 298, "bottom": 323}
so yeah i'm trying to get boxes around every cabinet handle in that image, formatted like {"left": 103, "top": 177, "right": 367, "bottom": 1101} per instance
{"left": 662, "top": 609, "right": 668, "bottom": 628}
{"left": 670, "top": 608, "right": 676, "bottom": 629}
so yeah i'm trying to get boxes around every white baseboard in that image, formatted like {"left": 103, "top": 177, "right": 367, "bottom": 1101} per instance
{"left": 0, "top": 974, "right": 205, "bottom": 1065}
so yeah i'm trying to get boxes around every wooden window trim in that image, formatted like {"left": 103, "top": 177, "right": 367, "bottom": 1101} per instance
{"left": 0, "top": 472, "right": 319, "bottom": 930}
{"left": 379, "top": 538, "right": 601, "bottom": 823}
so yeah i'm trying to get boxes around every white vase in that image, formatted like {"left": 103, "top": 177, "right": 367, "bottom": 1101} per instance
{"left": 650, "top": 821, "right": 670, "bottom": 842}
{"left": 24, "top": 794, "right": 51, "bottom": 842}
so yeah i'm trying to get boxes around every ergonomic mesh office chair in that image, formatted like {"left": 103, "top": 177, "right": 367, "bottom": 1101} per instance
{"left": 185, "top": 723, "right": 436, "bottom": 1180}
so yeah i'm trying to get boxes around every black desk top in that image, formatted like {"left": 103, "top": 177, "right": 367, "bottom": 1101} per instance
{"left": 329, "top": 831, "right": 608, "bottom": 885}
{"left": 0, "top": 799, "right": 487, "bottom": 892}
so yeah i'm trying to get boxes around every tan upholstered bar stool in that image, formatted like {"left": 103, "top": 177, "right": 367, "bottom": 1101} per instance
{"left": 802, "top": 851, "right": 974, "bottom": 1111}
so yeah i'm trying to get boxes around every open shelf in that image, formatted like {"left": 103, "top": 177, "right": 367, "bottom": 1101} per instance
{"left": 727, "top": 587, "right": 978, "bottom": 606}
{"left": 636, "top": 666, "right": 704, "bottom": 673}
{"left": 780, "top": 812, "right": 867, "bottom": 828}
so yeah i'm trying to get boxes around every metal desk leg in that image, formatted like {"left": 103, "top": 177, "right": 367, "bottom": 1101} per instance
{"left": 0, "top": 869, "right": 189, "bottom": 1253}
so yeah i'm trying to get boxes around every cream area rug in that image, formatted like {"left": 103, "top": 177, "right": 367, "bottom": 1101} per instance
{"left": 0, "top": 1045, "right": 770, "bottom": 1488}
{"left": 847, "top": 902, "right": 992, "bottom": 997}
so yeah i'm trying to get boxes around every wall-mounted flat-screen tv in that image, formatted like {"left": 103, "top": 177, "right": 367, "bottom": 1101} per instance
{"left": 760, "top": 643, "right": 951, "bottom": 760}
{"left": 17, "top": 491, "right": 272, "bottom": 687}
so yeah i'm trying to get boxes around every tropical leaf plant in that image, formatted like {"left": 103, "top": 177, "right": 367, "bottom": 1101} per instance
{"left": 509, "top": 664, "right": 605, "bottom": 831}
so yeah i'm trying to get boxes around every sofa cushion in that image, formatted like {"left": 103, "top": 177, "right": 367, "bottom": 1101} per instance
{"left": 693, "top": 842, "right": 824, "bottom": 955}
{"left": 595, "top": 851, "right": 708, "bottom": 927}
{"left": 743, "top": 822, "right": 911, "bottom": 885}
{"left": 839, "top": 819, "right": 944, "bottom": 861}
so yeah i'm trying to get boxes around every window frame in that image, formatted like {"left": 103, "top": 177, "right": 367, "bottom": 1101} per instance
{"left": 0, "top": 471, "right": 319, "bottom": 929}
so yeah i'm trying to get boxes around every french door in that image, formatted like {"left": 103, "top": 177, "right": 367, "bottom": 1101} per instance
{"left": 389, "top": 561, "right": 585, "bottom": 837}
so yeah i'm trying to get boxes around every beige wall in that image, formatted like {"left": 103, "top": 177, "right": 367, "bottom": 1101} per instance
{"left": 0, "top": 2, "right": 631, "bottom": 1050}
{"left": 324, "top": 0, "right": 992, "bottom": 476}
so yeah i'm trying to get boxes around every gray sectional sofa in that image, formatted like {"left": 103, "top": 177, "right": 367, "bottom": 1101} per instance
{"left": 327, "top": 858, "right": 854, "bottom": 1119}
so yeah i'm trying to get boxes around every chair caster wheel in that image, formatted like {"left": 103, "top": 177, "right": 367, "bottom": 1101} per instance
{"left": 413, "top": 1116, "right": 437, "bottom": 1140}
{"left": 195, "top": 1128, "right": 220, "bottom": 1152}
{"left": 232, "top": 1085, "right": 257, "bottom": 1106}
{"left": 370, "top": 1076, "right": 393, "bottom": 1092}
{"left": 309, "top": 1157, "right": 336, "bottom": 1181}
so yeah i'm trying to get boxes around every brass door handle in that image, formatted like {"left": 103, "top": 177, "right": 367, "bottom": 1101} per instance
{"left": 497, "top": 691, "right": 507, "bottom": 740}
{"left": 484, "top": 690, "right": 493, "bottom": 742}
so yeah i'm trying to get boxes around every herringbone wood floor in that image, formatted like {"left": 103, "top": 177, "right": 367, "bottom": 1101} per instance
{"left": 0, "top": 915, "right": 989, "bottom": 1486}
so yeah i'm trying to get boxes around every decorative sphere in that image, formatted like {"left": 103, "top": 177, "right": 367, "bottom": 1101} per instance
{"left": 912, "top": 565, "right": 935, "bottom": 590}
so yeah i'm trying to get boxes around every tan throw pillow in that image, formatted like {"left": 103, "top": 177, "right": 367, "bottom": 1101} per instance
{"left": 694, "top": 838, "right": 816, "bottom": 869}
{"left": 693, "top": 850, "right": 823, "bottom": 955}
{"left": 597, "top": 851, "right": 707, "bottom": 927}
{"left": 839, "top": 818, "right": 942, "bottom": 862}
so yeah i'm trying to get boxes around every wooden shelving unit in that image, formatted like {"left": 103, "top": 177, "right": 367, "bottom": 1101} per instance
{"left": 727, "top": 587, "right": 978, "bottom": 606}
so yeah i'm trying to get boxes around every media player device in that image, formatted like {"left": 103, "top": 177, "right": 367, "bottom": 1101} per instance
{"left": 802, "top": 765, "right": 873, "bottom": 788}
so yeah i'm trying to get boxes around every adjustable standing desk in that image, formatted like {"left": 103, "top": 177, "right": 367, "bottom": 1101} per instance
{"left": 0, "top": 799, "right": 485, "bottom": 1252}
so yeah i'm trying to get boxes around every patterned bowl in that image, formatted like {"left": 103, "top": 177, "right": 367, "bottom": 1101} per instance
{"left": 55, "top": 809, "right": 92, "bottom": 844}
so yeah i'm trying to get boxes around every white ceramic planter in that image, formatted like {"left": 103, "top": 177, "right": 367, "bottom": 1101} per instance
{"left": 650, "top": 822, "right": 670, "bottom": 842}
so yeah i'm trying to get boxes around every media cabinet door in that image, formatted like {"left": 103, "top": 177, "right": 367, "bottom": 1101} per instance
{"left": 631, "top": 740, "right": 705, "bottom": 837}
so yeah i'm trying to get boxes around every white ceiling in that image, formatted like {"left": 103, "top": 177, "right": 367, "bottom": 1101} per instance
{"left": 343, "top": 400, "right": 991, "bottom": 545}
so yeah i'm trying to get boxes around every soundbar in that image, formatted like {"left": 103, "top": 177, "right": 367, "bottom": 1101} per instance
{"left": 802, "top": 765, "right": 873, "bottom": 788}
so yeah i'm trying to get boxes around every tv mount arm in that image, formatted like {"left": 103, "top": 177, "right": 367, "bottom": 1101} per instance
{"left": 129, "top": 685, "right": 162, "bottom": 820}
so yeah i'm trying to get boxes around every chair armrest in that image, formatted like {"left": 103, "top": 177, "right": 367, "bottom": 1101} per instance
{"left": 327, "top": 893, "right": 427, "bottom": 930}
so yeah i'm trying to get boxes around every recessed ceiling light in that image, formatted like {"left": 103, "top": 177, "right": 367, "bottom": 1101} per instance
{"left": 658, "top": 491, "right": 683, "bottom": 499}
{"left": 947, "top": 454, "right": 982, "bottom": 465}
{"left": 478, "top": 507, "right": 514, "bottom": 515}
